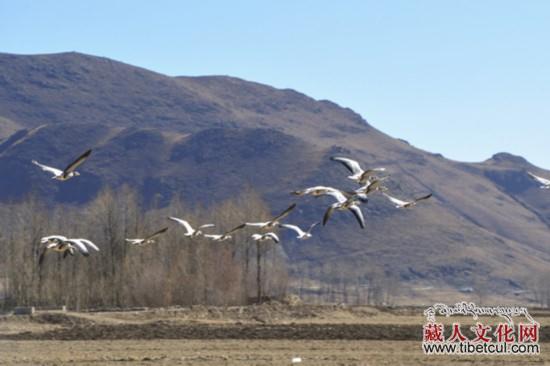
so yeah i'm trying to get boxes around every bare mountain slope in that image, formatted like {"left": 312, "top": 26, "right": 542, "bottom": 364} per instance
{"left": 0, "top": 52, "right": 549, "bottom": 304}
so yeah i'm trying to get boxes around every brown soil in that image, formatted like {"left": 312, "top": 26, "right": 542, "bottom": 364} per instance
{"left": 0, "top": 340, "right": 547, "bottom": 366}
{"left": 1, "top": 305, "right": 548, "bottom": 365}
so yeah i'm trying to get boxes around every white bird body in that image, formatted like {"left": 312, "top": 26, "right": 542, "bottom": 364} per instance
{"left": 245, "top": 203, "right": 296, "bottom": 230}
{"left": 251, "top": 232, "right": 280, "bottom": 243}
{"left": 45, "top": 241, "right": 74, "bottom": 253}
{"left": 125, "top": 237, "right": 159, "bottom": 246}
{"left": 168, "top": 217, "right": 215, "bottom": 237}
{"left": 32, "top": 149, "right": 92, "bottom": 181}
{"left": 126, "top": 227, "right": 169, "bottom": 246}
{"left": 331, "top": 156, "right": 386, "bottom": 185}
{"left": 528, "top": 171, "right": 550, "bottom": 189}
{"left": 279, "top": 222, "right": 319, "bottom": 240}
{"left": 383, "top": 192, "right": 432, "bottom": 208}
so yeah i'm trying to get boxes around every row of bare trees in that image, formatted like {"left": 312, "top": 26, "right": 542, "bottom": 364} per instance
{"left": 295, "top": 263, "right": 399, "bottom": 306}
{"left": 531, "top": 272, "right": 550, "bottom": 308}
{"left": 0, "top": 187, "right": 289, "bottom": 309}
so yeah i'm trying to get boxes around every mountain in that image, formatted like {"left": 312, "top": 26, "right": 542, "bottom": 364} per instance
{"left": 1, "top": 52, "right": 549, "bottom": 304}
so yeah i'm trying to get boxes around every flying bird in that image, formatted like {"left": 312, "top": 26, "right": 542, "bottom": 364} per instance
{"left": 38, "top": 235, "right": 99, "bottom": 265}
{"left": 527, "top": 171, "right": 550, "bottom": 189}
{"left": 32, "top": 149, "right": 92, "bottom": 181}
{"left": 355, "top": 177, "right": 389, "bottom": 196}
{"left": 278, "top": 222, "right": 319, "bottom": 240}
{"left": 39, "top": 235, "right": 70, "bottom": 265}
{"left": 125, "top": 227, "right": 169, "bottom": 246}
{"left": 382, "top": 192, "right": 432, "bottom": 208}
{"left": 322, "top": 189, "right": 366, "bottom": 229}
{"left": 251, "top": 232, "right": 280, "bottom": 244}
{"left": 292, "top": 186, "right": 341, "bottom": 197}
{"left": 168, "top": 217, "right": 215, "bottom": 237}
{"left": 331, "top": 156, "right": 386, "bottom": 185}
{"left": 244, "top": 203, "right": 297, "bottom": 230}
{"left": 204, "top": 224, "right": 246, "bottom": 242}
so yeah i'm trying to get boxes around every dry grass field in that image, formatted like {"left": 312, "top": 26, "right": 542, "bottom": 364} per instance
{"left": 0, "top": 305, "right": 548, "bottom": 365}
{"left": 1, "top": 339, "right": 548, "bottom": 366}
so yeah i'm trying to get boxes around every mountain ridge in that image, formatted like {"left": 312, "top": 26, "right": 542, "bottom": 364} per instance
{"left": 0, "top": 52, "right": 549, "bottom": 304}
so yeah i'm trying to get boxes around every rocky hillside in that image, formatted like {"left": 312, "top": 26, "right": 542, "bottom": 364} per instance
{"left": 1, "top": 52, "right": 549, "bottom": 304}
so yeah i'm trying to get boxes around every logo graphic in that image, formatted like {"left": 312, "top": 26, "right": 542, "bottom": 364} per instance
{"left": 422, "top": 302, "right": 540, "bottom": 355}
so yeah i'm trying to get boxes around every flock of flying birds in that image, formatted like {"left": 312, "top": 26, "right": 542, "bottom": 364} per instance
{"left": 32, "top": 148, "right": 550, "bottom": 264}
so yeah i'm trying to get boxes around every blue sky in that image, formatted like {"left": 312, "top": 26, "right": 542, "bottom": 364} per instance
{"left": 1, "top": 1, "right": 549, "bottom": 168}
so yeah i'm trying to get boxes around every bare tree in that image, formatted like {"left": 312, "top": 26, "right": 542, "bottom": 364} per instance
{"left": 1, "top": 185, "right": 289, "bottom": 309}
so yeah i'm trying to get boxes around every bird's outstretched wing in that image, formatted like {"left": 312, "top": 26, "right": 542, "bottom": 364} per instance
{"left": 323, "top": 206, "right": 336, "bottom": 226}
{"left": 38, "top": 247, "right": 48, "bottom": 266}
{"left": 279, "top": 224, "right": 305, "bottom": 236}
{"left": 224, "top": 223, "right": 246, "bottom": 235}
{"left": 528, "top": 172, "right": 550, "bottom": 186}
{"left": 414, "top": 193, "right": 433, "bottom": 203}
{"left": 203, "top": 234, "right": 222, "bottom": 240}
{"left": 32, "top": 160, "right": 63, "bottom": 176}
{"left": 349, "top": 205, "right": 365, "bottom": 229}
{"left": 63, "top": 149, "right": 92, "bottom": 176}
{"left": 382, "top": 193, "right": 408, "bottom": 207}
{"left": 270, "top": 203, "right": 297, "bottom": 222}
{"left": 77, "top": 239, "right": 100, "bottom": 252}
{"left": 40, "top": 235, "right": 68, "bottom": 244}
{"left": 66, "top": 239, "right": 90, "bottom": 256}
{"left": 331, "top": 156, "right": 363, "bottom": 175}
{"left": 144, "top": 227, "right": 169, "bottom": 241}
{"left": 168, "top": 217, "right": 194, "bottom": 233}
{"left": 267, "top": 233, "right": 280, "bottom": 243}
{"left": 307, "top": 222, "right": 320, "bottom": 233}
{"left": 292, "top": 186, "right": 338, "bottom": 196}
{"left": 324, "top": 189, "right": 348, "bottom": 204}
{"left": 244, "top": 222, "right": 267, "bottom": 227}
{"left": 198, "top": 224, "right": 215, "bottom": 229}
